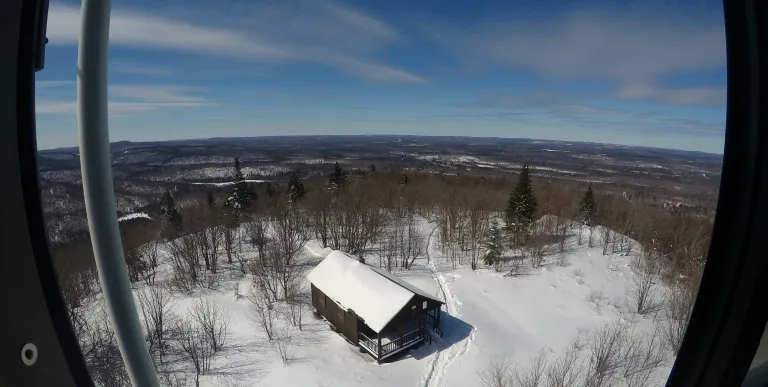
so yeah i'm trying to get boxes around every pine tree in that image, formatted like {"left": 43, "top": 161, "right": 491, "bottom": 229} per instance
{"left": 579, "top": 184, "right": 597, "bottom": 226}
{"left": 287, "top": 174, "right": 306, "bottom": 204}
{"left": 399, "top": 174, "right": 409, "bottom": 188}
{"left": 160, "top": 189, "right": 182, "bottom": 236}
{"left": 504, "top": 164, "right": 538, "bottom": 245}
{"left": 484, "top": 221, "right": 503, "bottom": 266}
{"left": 224, "top": 157, "right": 253, "bottom": 217}
{"left": 328, "top": 162, "right": 346, "bottom": 193}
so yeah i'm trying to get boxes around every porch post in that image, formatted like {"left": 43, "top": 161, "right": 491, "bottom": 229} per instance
{"left": 377, "top": 334, "right": 381, "bottom": 361}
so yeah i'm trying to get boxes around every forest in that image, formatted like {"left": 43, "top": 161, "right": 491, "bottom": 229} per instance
{"left": 52, "top": 158, "right": 713, "bottom": 386}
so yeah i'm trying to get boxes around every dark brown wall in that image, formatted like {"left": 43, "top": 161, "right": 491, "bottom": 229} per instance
{"left": 311, "top": 284, "right": 358, "bottom": 344}
{"left": 383, "top": 295, "right": 442, "bottom": 334}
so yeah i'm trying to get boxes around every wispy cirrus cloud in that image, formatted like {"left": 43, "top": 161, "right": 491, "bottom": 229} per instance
{"left": 111, "top": 61, "right": 173, "bottom": 77}
{"left": 46, "top": 1, "right": 424, "bottom": 84}
{"left": 35, "top": 83, "right": 215, "bottom": 116}
{"left": 430, "top": 6, "right": 725, "bottom": 110}
{"left": 431, "top": 9, "right": 725, "bottom": 82}
{"left": 110, "top": 85, "right": 209, "bottom": 103}
{"left": 612, "top": 83, "right": 725, "bottom": 106}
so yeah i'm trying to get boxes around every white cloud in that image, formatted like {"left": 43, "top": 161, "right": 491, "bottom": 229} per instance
{"left": 46, "top": 2, "right": 424, "bottom": 83}
{"left": 36, "top": 100, "right": 213, "bottom": 116}
{"left": 35, "top": 84, "right": 215, "bottom": 116}
{"left": 552, "top": 104, "right": 624, "bottom": 115}
{"left": 111, "top": 61, "right": 172, "bottom": 76}
{"left": 612, "top": 83, "right": 726, "bottom": 106}
{"left": 433, "top": 9, "right": 725, "bottom": 82}
{"left": 35, "top": 80, "right": 75, "bottom": 88}
{"left": 110, "top": 85, "right": 208, "bottom": 103}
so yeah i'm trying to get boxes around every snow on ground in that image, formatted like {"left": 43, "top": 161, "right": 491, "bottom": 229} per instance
{"left": 117, "top": 212, "right": 153, "bottom": 222}
{"left": 85, "top": 216, "right": 674, "bottom": 386}
{"left": 189, "top": 180, "right": 270, "bottom": 187}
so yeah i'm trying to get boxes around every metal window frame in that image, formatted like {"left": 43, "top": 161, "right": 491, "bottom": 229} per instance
{"left": 0, "top": 0, "right": 766, "bottom": 386}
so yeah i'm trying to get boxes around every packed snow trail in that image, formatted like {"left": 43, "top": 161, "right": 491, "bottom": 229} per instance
{"left": 420, "top": 224, "right": 476, "bottom": 387}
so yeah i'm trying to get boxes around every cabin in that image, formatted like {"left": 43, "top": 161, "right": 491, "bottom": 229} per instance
{"left": 307, "top": 251, "right": 444, "bottom": 362}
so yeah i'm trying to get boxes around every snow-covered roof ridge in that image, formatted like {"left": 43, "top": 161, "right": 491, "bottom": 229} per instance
{"left": 306, "top": 250, "right": 442, "bottom": 333}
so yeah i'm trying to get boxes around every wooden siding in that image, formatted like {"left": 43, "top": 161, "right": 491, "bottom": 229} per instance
{"left": 381, "top": 294, "right": 443, "bottom": 334}
{"left": 311, "top": 284, "right": 358, "bottom": 344}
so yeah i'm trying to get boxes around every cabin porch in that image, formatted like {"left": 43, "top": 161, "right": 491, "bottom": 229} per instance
{"left": 357, "top": 307, "right": 441, "bottom": 362}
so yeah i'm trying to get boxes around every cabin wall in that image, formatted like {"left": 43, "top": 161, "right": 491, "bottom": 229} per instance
{"left": 384, "top": 295, "right": 442, "bottom": 334}
{"left": 311, "top": 284, "right": 358, "bottom": 344}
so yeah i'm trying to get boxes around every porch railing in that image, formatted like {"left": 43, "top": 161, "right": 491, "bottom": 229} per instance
{"left": 380, "top": 328, "right": 423, "bottom": 355}
{"left": 359, "top": 328, "right": 426, "bottom": 359}
{"left": 424, "top": 313, "right": 443, "bottom": 337}
{"left": 359, "top": 332, "right": 378, "bottom": 355}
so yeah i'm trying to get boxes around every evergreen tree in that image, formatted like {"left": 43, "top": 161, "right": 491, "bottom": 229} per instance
{"left": 504, "top": 164, "right": 538, "bottom": 244}
{"left": 160, "top": 189, "right": 182, "bottom": 235}
{"left": 368, "top": 164, "right": 377, "bottom": 172}
{"left": 328, "top": 162, "right": 347, "bottom": 193}
{"left": 579, "top": 184, "right": 597, "bottom": 226}
{"left": 399, "top": 174, "right": 409, "bottom": 188}
{"left": 287, "top": 174, "right": 306, "bottom": 204}
{"left": 224, "top": 157, "right": 253, "bottom": 217}
{"left": 484, "top": 221, "right": 503, "bottom": 266}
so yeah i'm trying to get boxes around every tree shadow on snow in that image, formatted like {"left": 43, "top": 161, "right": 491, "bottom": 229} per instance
{"left": 383, "top": 312, "right": 473, "bottom": 362}
{"left": 532, "top": 232, "right": 573, "bottom": 246}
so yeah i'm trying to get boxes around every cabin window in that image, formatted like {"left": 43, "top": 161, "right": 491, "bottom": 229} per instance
{"left": 423, "top": 301, "right": 428, "bottom": 309}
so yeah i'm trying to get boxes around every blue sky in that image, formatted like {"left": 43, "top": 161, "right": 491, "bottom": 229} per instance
{"left": 36, "top": 0, "right": 726, "bottom": 153}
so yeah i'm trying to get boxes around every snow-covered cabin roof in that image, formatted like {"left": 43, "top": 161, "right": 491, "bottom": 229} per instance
{"left": 306, "top": 250, "right": 442, "bottom": 333}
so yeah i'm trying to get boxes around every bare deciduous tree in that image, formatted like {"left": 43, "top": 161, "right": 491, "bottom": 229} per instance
{"left": 168, "top": 235, "right": 200, "bottom": 292}
{"left": 621, "top": 328, "right": 668, "bottom": 387}
{"left": 479, "top": 357, "right": 514, "bottom": 387}
{"left": 545, "top": 348, "right": 583, "bottom": 387}
{"left": 175, "top": 319, "right": 215, "bottom": 387}
{"left": 136, "top": 286, "right": 175, "bottom": 364}
{"left": 555, "top": 215, "right": 570, "bottom": 255}
{"left": 79, "top": 307, "right": 131, "bottom": 387}
{"left": 191, "top": 298, "right": 230, "bottom": 352}
{"left": 584, "top": 321, "right": 627, "bottom": 387}
{"left": 526, "top": 220, "right": 547, "bottom": 269}
{"left": 223, "top": 225, "right": 239, "bottom": 265}
{"left": 286, "top": 279, "right": 307, "bottom": 331}
{"left": 272, "top": 205, "right": 310, "bottom": 299}
{"left": 600, "top": 227, "right": 612, "bottom": 255}
{"left": 272, "top": 328, "right": 295, "bottom": 365}
{"left": 628, "top": 247, "right": 662, "bottom": 315}
{"left": 249, "top": 287, "right": 277, "bottom": 342}
{"left": 661, "top": 276, "right": 699, "bottom": 354}
{"left": 398, "top": 214, "right": 426, "bottom": 270}
{"left": 516, "top": 350, "right": 548, "bottom": 387}
{"left": 139, "top": 240, "right": 161, "bottom": 285}
{"left": 246, "top": 214, "right": 269, "bottom": 259}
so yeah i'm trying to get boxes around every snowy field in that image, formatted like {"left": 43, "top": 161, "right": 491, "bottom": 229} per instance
{"left": 85, "top": 218, "right": 675, "bottom": 387}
